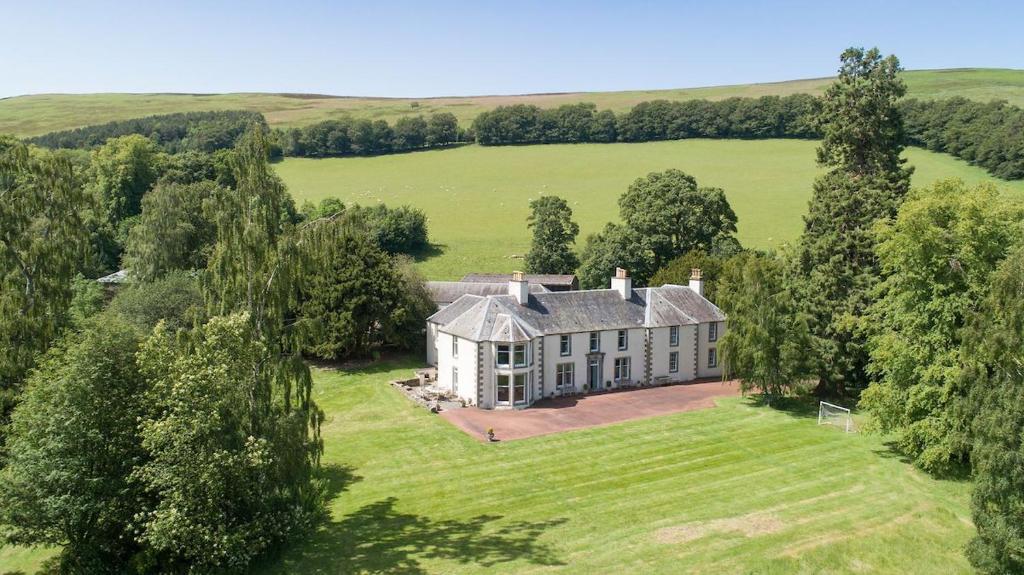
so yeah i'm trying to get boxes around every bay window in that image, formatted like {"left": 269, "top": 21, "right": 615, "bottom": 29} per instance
{"left": 513, "top": 373, "right": 527, "bottom": 404}
{"left": 497, "top": 374, "right": 510, "bottom": 403}
{"left": 513, "top": 343, "right": 528, "bottom": 367}
{"left": 496, "top": 344, "right": 510, "bottom": 367}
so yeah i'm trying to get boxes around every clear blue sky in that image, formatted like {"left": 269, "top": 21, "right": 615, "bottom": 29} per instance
{"left": 2, "top": 0, "right": 1022, "bottom": 98}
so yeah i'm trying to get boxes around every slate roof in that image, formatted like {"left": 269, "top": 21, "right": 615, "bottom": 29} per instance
{"left": 429, "top": 285, "right": 725, "bottom": 342}
{"left": 426, "top": 281, "right": 548, "bottom": 306}
{"left": 460, "top": 273, "right": 577, "bottom": 287}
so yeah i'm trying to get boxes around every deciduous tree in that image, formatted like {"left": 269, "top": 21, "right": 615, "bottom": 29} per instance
{"left": 962, "top": 248, "right": 1024, "bottom": 574}
{"left": 524, "top": 195, "right": 580, "bottom": 275}
{"left": 123, "top": 181, "right": 220, "bottom": 282}
{"left": 0, "top": 319, "right": 146, "bottom": 572}
{"left": 134, "top": 313, "right": 322, "bottom": 572}
{"left": 717, "top": 253, "right": 815, "bottom": 399}
{"left": 577, "top": 223, "right": 654, "bottom": 289}
{"left": 0, "top": 137, "right": 92, "bottom": 426}
{"left": 618, "top": 169, "right": 738, "bottom": 271}
{"left": 861, "top": 180, "right": 1021, "bottom": 474}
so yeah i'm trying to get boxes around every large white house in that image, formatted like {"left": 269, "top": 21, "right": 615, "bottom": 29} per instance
{"left": 426, "top": 268, "right": 725, "bottom": 409}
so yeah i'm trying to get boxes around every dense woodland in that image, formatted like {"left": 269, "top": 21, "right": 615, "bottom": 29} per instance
{"left": 900, "top": 97, "right": 1024, "bottom": 179}
{"left": 277, "top": 112, "right": 463, "bottom": 157}
{"left": 27, "top": 110, "right": 268, "bottom": 154}
{"left": 0, "top": 125, "right": 435, "bottom": 573}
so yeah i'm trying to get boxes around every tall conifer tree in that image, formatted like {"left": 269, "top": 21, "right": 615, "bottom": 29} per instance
{"left": 792, "top": 47, "right": 913, "bottom": 395}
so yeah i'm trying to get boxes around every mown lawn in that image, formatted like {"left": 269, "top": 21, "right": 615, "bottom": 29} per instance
{"left": 258, "top": 358, "right": 973, "bottom": 574}
{"left": 275, "top": 140, "right": 1024, "bottom": 279}
{"left": 0, "top": 358, "right": 977, "bottom": 574}
{"left": 2, "top": 68, "right": 1022, "bottom": 137}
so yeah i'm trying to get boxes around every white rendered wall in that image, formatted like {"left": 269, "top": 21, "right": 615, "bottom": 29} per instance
{"left": 649, "top": 325, "right": 698, "bottom": 383}
{"left": 597, "top": 328, "right": 645, "bottom": 390}
{"left": 542, "top": 332, "right": 588, "bottom": 398}
{"left": 426, "top": 322, "right": 439, "bottom": 366}
{"left": 696, "top": 321, "right": 725, "bottom": 379}
{"left": 436, "top": 332, "right": 479, "bottom": 405}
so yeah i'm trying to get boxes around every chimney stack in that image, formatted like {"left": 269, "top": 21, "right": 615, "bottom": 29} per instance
{"left": 611, "top": 268, "right": 632, "bottom": 299}
{"left": 509, "top": 271, "right": 529, "bottom": 305}
{"left": 688, "top": 268, "right": 704, "bottom": 297}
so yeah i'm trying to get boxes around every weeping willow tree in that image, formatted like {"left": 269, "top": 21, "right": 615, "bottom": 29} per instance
{"left": 204, "top": 123, "right": 321, "bottom": 463}
{"left": 0, "top": 136, "right": 92, "bottom": 436}
{"left": 131, "top": 126, "right": 324, "bottom": 569}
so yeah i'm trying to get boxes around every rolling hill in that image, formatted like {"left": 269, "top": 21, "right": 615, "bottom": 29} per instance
{"left": 1, "top": 68, "right": 1022, "bottom": 138}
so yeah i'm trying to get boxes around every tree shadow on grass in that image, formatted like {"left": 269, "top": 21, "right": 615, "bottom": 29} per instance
{"left": 411, "top": 243, "right": 446, "bottom": 264}
{"left": 259, "top": 463, "right": 567, "bottom": 573}
{"left": 269, "top": 497, "right": 567, "bottom": 573}
{"left": 319, "top": 463, "right": 364, "bottom": 502}
{"left": 741, "top": 395, "right": 820, "bottom": 420}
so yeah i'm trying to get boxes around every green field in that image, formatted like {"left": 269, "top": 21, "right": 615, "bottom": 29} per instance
{"left": 274, "top": 140, "right": 1024, "bottom": 279}
{"left": 3, "top": 358, "right": 973, "bottom": 573}
{"left": 2, "top": 68, "right": 1022, "bottom": 137}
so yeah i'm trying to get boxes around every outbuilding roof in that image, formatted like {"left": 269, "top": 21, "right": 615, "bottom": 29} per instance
{"left": 460, "top": 273, "right": 577, "bottom": 287}
{"left": 429, "top": 284, "right": 725, "bottom": 342}
{"left": 426, "top": 281, "right": 548, "bottom": 306}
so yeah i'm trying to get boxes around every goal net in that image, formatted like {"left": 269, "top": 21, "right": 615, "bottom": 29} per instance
{"left": 818, "top": 401, "right": 853, "bottom": 433}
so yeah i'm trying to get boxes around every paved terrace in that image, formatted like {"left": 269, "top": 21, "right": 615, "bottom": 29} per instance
{"left": 440, "top": 379, "right": 740, "bottom": 441}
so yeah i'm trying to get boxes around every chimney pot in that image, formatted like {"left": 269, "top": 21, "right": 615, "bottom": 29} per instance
{"left": 688, "top": 269, "right": 705, "bottom": 297}
{"left": 611, "top": 269, "right": 632, "bottom": 299}
{"left": 509, "top": 271, "right": 529, "bottom": 304}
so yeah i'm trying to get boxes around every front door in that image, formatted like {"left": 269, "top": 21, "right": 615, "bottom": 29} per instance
{"left": 588, "top": 358, "right": 601, "bottom": 391}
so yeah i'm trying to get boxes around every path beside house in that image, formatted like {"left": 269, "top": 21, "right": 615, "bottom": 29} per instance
{"left": 439, "top": 379, "right": 741, "bottom": 441}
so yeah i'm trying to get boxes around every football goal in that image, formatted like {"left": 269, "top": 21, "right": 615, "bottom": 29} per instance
{"left": 818, "top": 401, "right": 853, "bottom": 433}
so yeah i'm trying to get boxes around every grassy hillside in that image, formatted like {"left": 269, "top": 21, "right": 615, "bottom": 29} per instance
{"left": 2, "top": 69, "right": 1022, "bottom": 137}
{"left": 0, "top": 358, "right": 977, "bottom": 574}
{"left": 274, "top": 140, "right": 1024, "bottom": 279}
